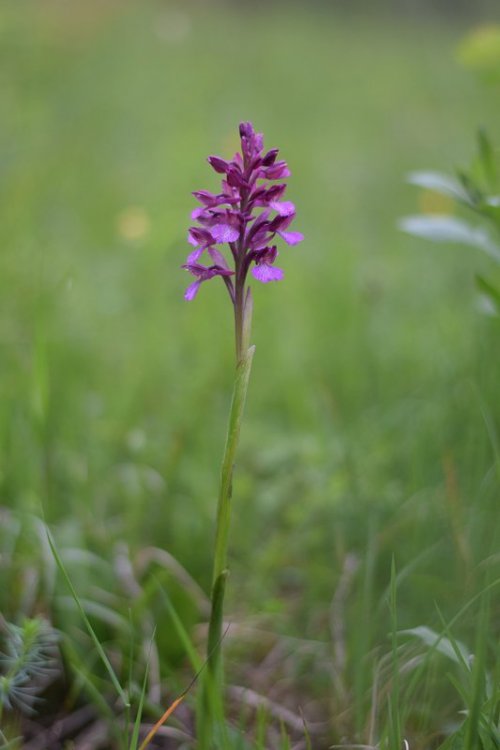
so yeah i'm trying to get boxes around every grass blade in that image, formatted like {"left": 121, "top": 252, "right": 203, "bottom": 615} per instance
{"left": 46, "top": 527, "right": 129, "bottom": 708}
{"left": 129, "top": 657, "right": 151, "bottom": 750}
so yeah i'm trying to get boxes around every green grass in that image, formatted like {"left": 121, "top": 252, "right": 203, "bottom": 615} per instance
{"left": 1, "top": 1, "right": 500, "bottom": 747}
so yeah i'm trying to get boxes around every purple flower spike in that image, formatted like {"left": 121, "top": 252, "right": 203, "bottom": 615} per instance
{"left": 183, "top": 122, "right": 302, "bottom": 307}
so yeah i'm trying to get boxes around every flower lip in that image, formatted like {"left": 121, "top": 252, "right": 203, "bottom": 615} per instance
{"left": 270, "top": 200, "right": 295, "bottom": 217}
{"left": 252, "top": 263, "right": 284, "bottom": 283}
{"left": 209, "top": 223, "right": 240, "bottom": 244}
{"left": 251, "top": 246, "right": 283, "bottom": 283}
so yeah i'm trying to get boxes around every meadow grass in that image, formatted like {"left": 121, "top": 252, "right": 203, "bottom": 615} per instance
{"left": 1, "top": 1, "right": 500, "bottom": 747}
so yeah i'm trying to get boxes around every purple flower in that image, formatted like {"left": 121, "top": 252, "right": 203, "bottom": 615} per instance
{"left": 251, "top": 246, "right": 284, "bottom": 283}
{"left": 182, "top": 261, "right": 234, "bottom": 301}
{"left": 182, "top": 122, "right": 303, "bottom": 301}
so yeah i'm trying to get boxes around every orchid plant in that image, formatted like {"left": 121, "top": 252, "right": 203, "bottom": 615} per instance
{"left": 182, "top": 122, "right": 302, "bottom": 746}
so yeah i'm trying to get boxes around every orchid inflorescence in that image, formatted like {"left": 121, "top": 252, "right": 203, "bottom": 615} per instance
{"left": 182, "top": 122, "right": 303, "bottom": 304}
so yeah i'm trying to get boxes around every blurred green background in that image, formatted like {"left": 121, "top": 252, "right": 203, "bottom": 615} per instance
{"left": 1, "top": 0, "right": 500, "bottom": 744}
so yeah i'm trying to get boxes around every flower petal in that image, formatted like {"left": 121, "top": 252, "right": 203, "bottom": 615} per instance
{"left": 278, "top": 230, "right": 304, "bottom": 245}
{"left": 226, "top": 165, "right": 245, "bottom": 189}
{"left": 186, "top": 247, "right": 204, "bottom": 264}
{"left": 191, "top": 207, "right": 206, "bottom": 221}
{"left": 252, "top": 263, "right": 284, "bottom": 283}
{"left": 188, "top": 226, "right": 214, "bottom": 247}
{"left": 207, "top": 247, "right": 230, "bottom": 269}
{"left": 193, "top": 190, "right": 217, "bottom": 206}
{"left": 270, "top": 200, "right": 295, "bottom": 217}
{"left": 239, "top": 122, "right": 255, "bottom": 140}
{"left": 264, "top": 161, "right": 291, "bottom": 180}
{"left": 262, "top": 148, "right": 279, "bottom": 167}
{"left": 184, "top": 280, "right": 201, "bottom": 300}
{"left": 207, "top": 156, "right": 229, "bottom": 173}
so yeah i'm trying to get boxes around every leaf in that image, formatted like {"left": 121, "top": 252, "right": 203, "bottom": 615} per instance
{"left": 152, "top": 577, "right": 202, "bottom": 674}
{"left": 485, "top": 196, "right": 500, "bottom": 208}
{"left": 0, "top": 734, "right": 24, "bottom": 749}
{"left": 58, "top": 596, "right": 131, "bottom": 633}
{"left": 407, "top": 171, "right": 472, "bottom": 205}
{"left": 457, "top": 171, "right": 483, "bottom": 207}
{"left": 46, "top": 528, "right": 129, "bottom": 708}
{"left": 481, "top": 196, "right": 500, "bottom": 228}
{"left": 476, "top": 274, "right": 500, "bottom": 316}
{"left": 130, "top": 640, "right": 152, "bottom": 750}
{"left": 477, "top": 128, "right": 497, "bottom": 188}
{"left": 62, "top": 639, "right": 115, "bottom": 720}
{"left": 399, "top": 625, "right": 470, "bottom": 666}
{"left": 399, "top": 215, "right": 500, "bottom": 262}
{"left": 206, "top": 571, "right": 227, "bottom": 678}
{"left": 436, "top": 720, "right": 466, "bottom": 750}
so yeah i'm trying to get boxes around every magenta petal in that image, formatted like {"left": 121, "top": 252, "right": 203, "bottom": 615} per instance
{"left": 254, "top": 133, "right": 264, "bottom": 152}
{"left": 252, "top": 264, "right": 284, "bottom": 283}
{"left": 278, "top": 230, "right": 304, "bottom": 245}
{"left": 191, "top": 207, "right": 206, "bottom": 221}
{"left": 239, "top": 122, "right": 255, "bottom": 139}
{"left": 262, "top": 148, "right": 279, "bottom": 167}
{"left": 210, "top": 223, "right": 239, "bottom": 243}
{"left": 270, "top": 200, "right": 295, "bottom": 217}
{"left": 184, "top": 280, "right": 201, "bottom": 300}
{"left": 186, "top": 247, "right": 204, "bottom": 264}
{"left": 226, "top": 165, "right": 245, "bottom": 189}
{"left": 207, "top": 247, "right": 229, "bottom": 268}
{"left": 193, "top": 190, "right": 217, "bottom": 206}
{"left": 265, "top": 162, "right": 291, "bottom": 179}
{"left": 207, "top": 156, "right": 229, "bottom": 173}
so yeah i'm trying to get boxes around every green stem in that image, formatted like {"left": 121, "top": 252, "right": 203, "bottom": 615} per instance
{"left": 211, "top": 345, "right": 254, "bottom": 585}
{"left": 202, "top": 291, "right": 254, "bottom": 747}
